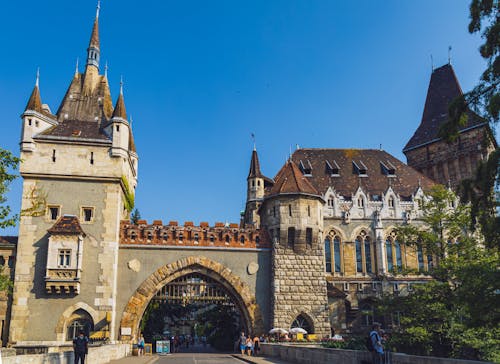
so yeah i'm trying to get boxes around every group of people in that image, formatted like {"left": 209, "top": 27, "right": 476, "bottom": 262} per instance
{"left": 238, "top": 331, "right": 263, "bottom": 356}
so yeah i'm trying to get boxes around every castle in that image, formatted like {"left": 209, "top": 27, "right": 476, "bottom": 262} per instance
{"left": 0, "top": 3, "right": 496, "bottom": 349}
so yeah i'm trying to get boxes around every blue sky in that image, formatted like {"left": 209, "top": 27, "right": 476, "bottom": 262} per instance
{"left": 0, "top": 0, "right": 495, "bottom": 234}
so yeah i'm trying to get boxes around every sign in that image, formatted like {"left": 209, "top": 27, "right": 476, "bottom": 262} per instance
{"left": 156, "top": 340, "right": 170, "bottom": 354}
{"left": 121, "top": 327, "right": 132, "bottom": 336}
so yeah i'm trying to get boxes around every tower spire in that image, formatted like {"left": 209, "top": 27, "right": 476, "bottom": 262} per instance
{"left": 35, "top": 67, "right": 40, "bottom": 87}
{"left": 86, "top": 1, "right": 101, "bottom": 70}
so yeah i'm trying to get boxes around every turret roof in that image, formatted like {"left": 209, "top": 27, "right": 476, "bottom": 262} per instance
{"left": 248, "top": 149, "right": 265, "bottom": 179}
{"left": 269, "top": 159, "right": 319, "bottom": 196}
{"left": 403, "top": 64, "right": 485, "bottom": 152}
{"left": 112, "top": 87, "right": 127, "bottom": 119}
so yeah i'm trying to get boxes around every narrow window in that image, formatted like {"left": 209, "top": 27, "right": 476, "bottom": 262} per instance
{"left": 194, "top": 233, "right": 199, "bottom": 242}
{"left": 116, "top": 125, "right": 120, "bottom": 132}
{"left": 427, "top": 254, "right": 434, "bottom": 270}
{"left": 58, "top": 249, "right": 71, "bottom": 267}
{"left": 358, "top": 197, "right": 364, "bottom": 208}
{"left": 395, "top": 239, "right": 402, "bottom": 269}
{"left": 333, "top": 236, "right": 341, "bottom": 273}
{"left": 252, "top": 180, "right": 255, "bottom": 187}
{"left": 8, "top": 256, "right": 14, "bottom": 268}
{"left": 386, "top": 238, "right": 393, "bottom": 271}
{"left": 325, "top": 238, "right": 332, "bottom": 272}
{"left": 388, "top": 197, "right": 394, "bottom": 208}
{"left": 28, "top": 119, "right": 32, "bottom": 126}
{"left": 90, "top": 152, "right": 94, "bottom": 165}
{"left": 35, "top": 120, "right": 39, "bottom": 127}
{"left": 355, "top": 237, "right": 363, "bottom": 273}
{"left": 255, "top": 235, "right": 260, "bottom": 244}
{"left": 417, "top": 245, "right": 424, "bottom": 270}
{"left": 257, "top": 180, "right": 261, "bottom": 186}
{"left": 307, "top": 205, "right": 311, "bottom": 217}
{"left": 48, "top": 206, "right": 60, "bottom": 221}
{"left": 179, "top": 232, "right": 183, "bottom": 242}
{"left": 364, "top": 237, "right": 372, "bottom": 273}
{"left": 82, "top": 207, "right": 93, "bottom": 222}
{"left": 287, "top": 227, "right": 295, "bottom": 246}
{"left": 276, "top": 228, "right": 280, "bottom": 243}
{"left": 273, "top": 206, "right": 276, "bottom": 217}
{"left": 306, "top": 228, "right": 312, "bottom": 246}
{"left": 288, "top": 204, "right": 292, "bottom": 217}
{"left": 52, "top": 149, "right": 56, "bottom": 162}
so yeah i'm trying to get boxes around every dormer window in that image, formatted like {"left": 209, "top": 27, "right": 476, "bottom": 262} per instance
{"left": 380, "top": 161, "right": 396, "bottom": 176}
{"left": 388, "top": 197, "right": 395, "bottom": 208}
{"left": 299, "top": 160, "right": 313, "bottom": 176}
{"left": 353, "top": 160, "right": 368, "bottom": 176}
{"left": 327, "top": 196, "right": 334, "bottom": 207}
{"left": 357, "top": 197, "right": 364, "bottom": 208}
{"left": 325, "top": 160, "right": 340, "bottom": 176}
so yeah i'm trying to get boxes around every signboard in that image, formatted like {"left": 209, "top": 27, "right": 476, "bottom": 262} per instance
{"left": 156, "top": 340, "right": 170, "bottom": 354}
{"left": 121, "top": 327, "right": 132, "bottom": 336}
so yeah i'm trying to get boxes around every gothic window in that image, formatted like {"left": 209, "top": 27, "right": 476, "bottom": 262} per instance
{"left": 357, "top": 197, "right": 364, "bottom": 208}
{"left": 324, "top": 238, "right": 332, "bottom": 272}
{"left": 287, "top": 227, "right": 295, "bottom": 247}
{"left": 58, "top": 249, "right": 71, "bottom": 268}
{"left": 306, "top": 228, "right": 312, "bottom": 246}
{"left": 386, "top": 235, "right": 403, "bottom": 272}
{"left": 333, "top": 235, "right": 342, "bottom": 273}
{"left": 48, "top": 205, "right": 61, "bottom": 221}
{"left": 257, "top": 180, "right": 261, "bottom": 187}
{"left": 364, "top": 236, "right": 373, "bottom": 273}
{"left": 395, "top": 240, "right": 402, "bottom": 269}
{"left": 327, "top": 197, "right": 334, "bottom": 207}
{"left": 355, "top": 238, "right": 363, "bottom": 273}
{"left": 386, "top": 238, "right": 393, "bottom": 272}
{"left": 427, "top": 254, "right": 434, "bottom": 270}
{"left": 388, "top": 196, "right": 394, "bottom": 208}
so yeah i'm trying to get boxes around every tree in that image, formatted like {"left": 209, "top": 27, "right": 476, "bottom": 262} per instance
{"left": 130, "top": 208, "right": 141, "bottom": 225}
{"left": 0, "top": 147, "right": 20, "bottom": 229}
{"left": 439, "top": 0, "right": 499, "bottom": 249}
{"left": 378, "top": 186, "right": 500, "bottom": 361}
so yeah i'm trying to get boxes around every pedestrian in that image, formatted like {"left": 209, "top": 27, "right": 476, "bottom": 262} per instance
{"left": 239, "top": 331, "right": 246, "bottom": 355}
{"left": 370, "top": 323, "right": 384, "bottom": 364}
{"left": 137, "top": 333, "right": 145, "bottom": 356}
{"left": 73, "top": 330, "right": 89, "bottom": 364}
{"left": 245, "top": 336, "right": 253, "bottom": 356}
{"left": 253, "top": 334, "right": 260, "bottom": 356}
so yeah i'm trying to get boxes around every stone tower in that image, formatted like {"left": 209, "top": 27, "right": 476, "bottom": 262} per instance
{"left": 10, "top": 4, "right": 138, "bottom": 344}
{"left": 403, "top": 63, "right": 497, "bottom": 189}
{"left": 260, "top": 160, "right": 330, "bottom": 337}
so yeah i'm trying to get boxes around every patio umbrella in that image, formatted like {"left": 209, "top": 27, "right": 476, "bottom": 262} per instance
{"left": 269, "top": 328, "right": 288, "bottom": 334}
{"left": 289, "top": 327, "right": 307, "bottom": 334}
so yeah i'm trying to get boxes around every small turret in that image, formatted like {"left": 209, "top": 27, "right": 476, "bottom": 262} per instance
{"left": 244, "top": 148, "right": 271, "bottom": 228}
{"left": 20, "top": 70, "right": 57, "bottom": 152}
{"left": 108, "top": 79, "right": 130, "bottom": 159}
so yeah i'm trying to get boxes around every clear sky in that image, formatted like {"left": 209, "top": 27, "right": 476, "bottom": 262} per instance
{"left": 0, "top": 0, "right": 495, "bottom": 235}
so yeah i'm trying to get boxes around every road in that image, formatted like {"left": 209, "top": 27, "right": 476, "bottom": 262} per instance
{"left": 152, "top": 353, "right": 249, "bottom": 363}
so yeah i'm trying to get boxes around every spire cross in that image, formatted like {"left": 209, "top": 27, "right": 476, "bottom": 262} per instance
{"left": 251, "top": 133, "right": 256, "bottom": 151}
{"left": 35, "top": 67, "right": 40, "bottom": 87}
{"left": 448, "top": 46, "right": 452, "bottom": 64}
{"left": 120, "top": 76, "right": 124, "bottom": 95}
{"left": 96, "top": 0, "right": 101, "bottom": 18}
{"left": 75, "top": 58, "right": 79, "bottom": 75}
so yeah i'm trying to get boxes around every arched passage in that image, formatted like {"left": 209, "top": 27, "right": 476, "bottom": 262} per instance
{"left": 119, "top": 256, "right": 264, "bottom": 341}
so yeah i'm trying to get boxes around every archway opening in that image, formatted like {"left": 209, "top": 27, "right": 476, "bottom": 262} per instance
{"left": 66, "top": 309, "right": 94, "bottom": 341}
{"left": 291, "top": 313, "right": 313, "bottom": 334}
{"left": 140, "top": 272, "right": 244, "bottom": 352}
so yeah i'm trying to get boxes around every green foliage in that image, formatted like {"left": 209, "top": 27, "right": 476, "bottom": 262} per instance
{"left": 321, "top": 336, "right": 366, "bottom": 350}
{"left": 378, "top": 187, "right": 500, "bottom": 361}
{"left": 130, "top": 208, "right": 141, "bottom": 225}
{"left": 0, "top": 265, "right": 13, "bottom": 293}
{"left": 0, "top": 147, "right": 20, "bottom": 229}
{"left": 121, "top": 175, "right": 135, "bottom": 213}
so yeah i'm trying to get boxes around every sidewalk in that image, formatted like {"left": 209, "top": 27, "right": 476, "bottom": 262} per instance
{"left": 108, "top": 355, "right": 157, "bottom": 364}
{"left": 231, "top": 354, "right": 291, "bottom": 364}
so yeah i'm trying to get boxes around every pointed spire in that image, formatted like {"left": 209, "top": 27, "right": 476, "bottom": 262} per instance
{"left": 104, "top": 61, "right": 108, "bottom": 78}
{"left": 25, "top": 69, "right": 43, "bottom": 112}
{"left": 86, "top": 1, "right": 100, "bottom": 69}
{"left": 74, "top": 58, "right": 79, "bottom": 76}
{"left": 248, "top": 149, "right": 264, "bottom": 179}
{"left": 96, "top": 0, "right": 100, "bottom": 19}
{"left": 112, "top": 77, "right": 127, "bottom": 119}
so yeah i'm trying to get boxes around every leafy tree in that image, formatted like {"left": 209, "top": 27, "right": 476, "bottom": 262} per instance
{"left": 130, "top": 208, "right": 141, "bottom": 225}
{"left": 439, "top": 0, "right": 499, "bottom": 249}
{"left": 378, "top": 186, "right": 500, "bottom": 361}
{"left": 0, "top": 147, "right": 20, "bottom": 229}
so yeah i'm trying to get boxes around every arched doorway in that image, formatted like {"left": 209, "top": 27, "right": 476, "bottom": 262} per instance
{"left": 120, "top": 256, "right": 264, "bottom": 349}
{"left": 291, "top": 313, "right": 313, "bottom": 334}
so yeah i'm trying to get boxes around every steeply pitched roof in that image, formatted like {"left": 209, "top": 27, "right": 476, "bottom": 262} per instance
{"left": 269, "top": 159, "right": 319, "bottom": 196}
{"left": 37, "top": 119, "right": 111, "bottom": 142}
{"left": 290, "top": 148, "right": 435, "bottom": 198}
{"left": 25, "top": 85, "right": 43, "bottom": 113}
{"left": 112, "top": 91, "right": 127, "bottom": 120}
{"left": 404, "top": 64, "right": 485, "bottom": 152}
{"left": 88, "top": 17, "right": 100, "bottom": 50}
{"left": 48, "top": 215, "right": 86, "bottom": 236}
{"left": 248, "top": 150, "right": 265, "bottom": 179}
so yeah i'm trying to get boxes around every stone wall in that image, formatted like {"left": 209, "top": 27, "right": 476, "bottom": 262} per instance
{"left": 260, "top": 343, "right": 493, "bottom": 364}
{"left": 1, "top": 343, "right": 130, "bottom": 364}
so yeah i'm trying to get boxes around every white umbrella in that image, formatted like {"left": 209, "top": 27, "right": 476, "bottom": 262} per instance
{"left": 289, "top": 327, "right": 307, "bottom": 334}
{"left": 269, "top": 328, "right": 288, "bottom": 334}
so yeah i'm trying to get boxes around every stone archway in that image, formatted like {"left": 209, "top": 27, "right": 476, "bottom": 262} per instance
{"left": 119, "top": 256, "right": 264, "bottom": 341}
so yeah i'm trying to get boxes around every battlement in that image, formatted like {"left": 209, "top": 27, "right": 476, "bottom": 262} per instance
{"left": 119, "top": 220, "right": 271, "bottom": 248}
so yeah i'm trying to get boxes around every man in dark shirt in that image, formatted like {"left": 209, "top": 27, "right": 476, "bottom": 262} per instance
{"left": 73, "top": 330, "right": 89, "bottom": 364}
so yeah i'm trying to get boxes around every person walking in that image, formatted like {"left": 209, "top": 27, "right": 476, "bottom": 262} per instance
{"left": 370, "top": 323, "right": 384, "bottom": 364}
{"left": 253, "top": 334, "right": 260, "bottom": 356}
{"left": 245, "top": 336, "right": 253, "bottom": 356}
{"left": 239, "top": 331, "right": 247, "bottom": 355}
{"left": 137, "top": 333, "right": 145, "bottom": 356}
{"left": 73, "top": 330, "right": 89, "bottom": 364}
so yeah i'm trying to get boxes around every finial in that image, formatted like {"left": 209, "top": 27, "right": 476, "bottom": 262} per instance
{"left": 379, "top": 143, "right": 382, "bottom": 150}
{"left": 96, "top": 0, "right": 101, "bottom": 19}
{"left": 35, "top": 67, "right": 40, "bottom": 87}
{"left": 104, "top": 61, "right": 108, "bottom": 78}
{"left": 120, "top": 75, "right": 124, "bottom": 95}
{"left": 75, "top": 58, "right": 79, "bottom": 76}
{"left": 251, "top": 133, "right": 256, "bottom": 151}
{"left": 430, "top": 54, "right": 434, "bottom": 71}
{"left": 289, "top": 145, "right": 292, "bottom": 159}
{"left": 448, "top": 46, "right": 452, "bottom": 64}
{"left": 418, "top": 178, "right": 421, "bottom": 188}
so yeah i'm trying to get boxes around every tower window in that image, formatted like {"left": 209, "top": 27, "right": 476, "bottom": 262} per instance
{"left": 257, "top": 180, "right": 261, "bottom": 186}
{"left": 35, "top": 121, "right": 39, "bottom": 127}
{"left": 28, "top": 119, "right": 32, "bottom": 126}
{"left": 306, "top": 228, "right": 312, "bottom": 246}
{"left": 252, "top": 180, "right": 255, "bottom": 187}
{"left": 116, "top": 125, "right": 120, "bottom": 132}
{"left": 287, "top": 227, "right": 295, "bottom": 246}
{"left": 58, "top": 249, "right": 71, "bottom": 267}
{"left": 388, "top": 197, "right": 394, "bottom": 208}
{"left": 48, "top": 206, "right": 60, "bottom": 221}
{"left": 357, "top": 197, "right": 364, "bottom": 208}
{"left": 288, "top": 205, "right": 292, "bottom": 217}
{"left": 273, "top": 206, "right": 276, "bottom": 217}
{"left": 307, "top": 205, "right": 311, "bottom": 217}
{"left": 90, "top": 152, "right": 94, "bottom": 165}
{"left": 82, "top": 207, "right": 94, "bottom": 222}
{"left": 52, "top": 149, "right": 56, "bottom": 162}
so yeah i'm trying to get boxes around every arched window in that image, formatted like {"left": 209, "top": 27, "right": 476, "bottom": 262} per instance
{"left": 333, "top": 235, "right": 341, "bottom": 273}
{"left": 388, "top": 196, "right": 394, "bottom": 208}
{"left": 325, "top": 238, "right": 332, "bottom": 272}
{"left": 358, "top": 197, "right": 364, "bottom": 208}
{"left": 417, "top": 244, "right": 424, "bottom": 271}
{"left": 395, "top": 239, "right": 402, "bottom": 268}
{"left": 364, "top": 236, "right": 373, "bottom": 273}
{"left": 327, "top": 197, "right": 334, "bottom": 207}
{"left": 386, "top": 238, "right": 393, "bottom": 271}
{"left": 66, "top": 309, "right": 93, "bottom": 341}
{"left": 291, "top": 314, "right": 313, "bottom": 334}
{"left": 355, "top": 237, "right": 363, "bottom": 273}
